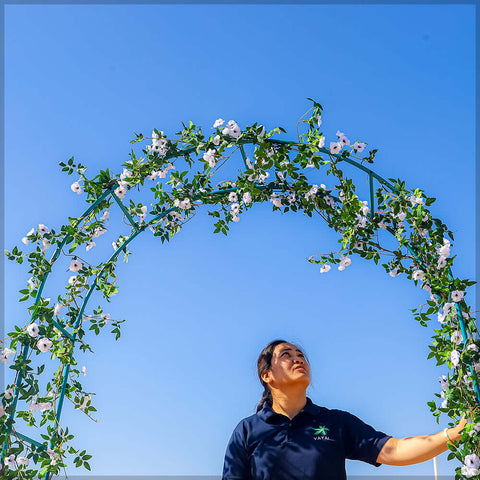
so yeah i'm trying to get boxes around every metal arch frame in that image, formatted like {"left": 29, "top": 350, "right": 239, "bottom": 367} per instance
{"left": 1, "top": 137, "right": 478, "bottom": 478}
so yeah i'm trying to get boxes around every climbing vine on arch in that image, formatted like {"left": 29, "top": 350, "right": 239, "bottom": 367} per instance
{"left": 1, "top": 99, "right": 480, "bottom": 479}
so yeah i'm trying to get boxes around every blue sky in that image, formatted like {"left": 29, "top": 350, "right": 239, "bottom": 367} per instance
{"left": 3, "top": 3, "right": 476, "bottom": 477}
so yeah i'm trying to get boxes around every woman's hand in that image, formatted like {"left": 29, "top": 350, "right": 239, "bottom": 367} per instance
{"left": 449, "top": 414, "right": 467, "bottom": 442}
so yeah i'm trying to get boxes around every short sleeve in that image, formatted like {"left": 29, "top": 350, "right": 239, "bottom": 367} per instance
{"left": 222, "top": 421, "right": 251, "bottom": 480}
{"left": 342, "top": 411, "right": 392, "bottom": 467}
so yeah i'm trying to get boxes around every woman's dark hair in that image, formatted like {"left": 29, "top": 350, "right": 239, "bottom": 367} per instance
{"left": 256, "top": 339, "right": 288, "bottom": 412}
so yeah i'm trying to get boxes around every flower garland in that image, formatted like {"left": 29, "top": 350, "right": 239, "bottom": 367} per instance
{"left": 1, "top": 100, "right": 479, "bottom": 479}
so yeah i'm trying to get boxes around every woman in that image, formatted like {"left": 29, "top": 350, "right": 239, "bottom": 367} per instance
{"left": 222, "top": 339, "right": 467, "bottom": 480}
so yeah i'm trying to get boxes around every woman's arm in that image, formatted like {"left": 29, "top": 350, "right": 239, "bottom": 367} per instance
{"left": 377, "top": 416, "right": 467, "bottom": 466}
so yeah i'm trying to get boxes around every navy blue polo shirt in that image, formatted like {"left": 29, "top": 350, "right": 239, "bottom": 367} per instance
{"left": 222, "top": 397, "right": 392, "bottom": 480}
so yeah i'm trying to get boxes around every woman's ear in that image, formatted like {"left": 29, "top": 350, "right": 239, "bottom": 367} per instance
{"left": 261, "top": 370, "right": 271, "bottom": 384}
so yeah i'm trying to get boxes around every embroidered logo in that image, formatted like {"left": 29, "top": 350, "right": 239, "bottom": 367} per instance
{"left": 312, "top": 425, "right": 329, "bottom": 436}
{"left": 312, "top": 425, "right": 333, "bottom": 441}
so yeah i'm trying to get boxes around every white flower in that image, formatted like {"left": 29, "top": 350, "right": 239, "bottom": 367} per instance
{"left": 316, "top": 115, "right": 322, "bottom": 127}
{"left": 437, "top": 256, "right": 447, "bottom": 269}
{"left": 352, "top": 141, "right": 366, "bottom": 153}
{"left": 231, "top": 125, "right": 241, "bottom": 138}
{"left": 318, "top": 136, "right": 325, "bottom": 148}
{"left": 467, "top": 344, "right": 479, "bottom": 352}
{"left": 377, "top": 220, "right": 387, "bottom": 229}
{"left": 27, "top": 277, "right": 35, "bottom": 289}
{"left": 68, "top": 275, "right": 78, "bottom": 284}
{"left": 340, "top": 256, "right": 351, "bottom": 267}
{"left": 71, "top": 181, "right": 82, "bottom": 194}
{"left": 82, "top": 366, "right": 87, "bottom": 376}
{"left": 437, "top": 312, "right": 446, "bottom": 324}
{"left": 443, "top": 302, "right": 455, "bottom": 316}
{"left": 213, "top": 135, "right": 221, "bottom": 146}
{"left": 140, "top": 205, "right": 148, "bottom": 215}
{"left": 27, "top": 227, "right": 35, "bottom": 237}
{"left": 228, "top": 192, "right": 238, "bottom": 203}
{"left": 305, "top": 185, "right": 319, "bottom": 200}
{"left": 17, "top": 456, "right": 29, "bottom": 466}
{"left": 339, "top": 135, "right": 350, "bottom": 146}
{"left": 232, "top": 215, "right": 240, "bottom": 223}
{"left": 37, "top": 338, "right": 53, "bottom": 353}
{"left": 69, "top": 259, "right": 83, "bottom": 272}
{"left": 451, "top": 290, "right": 464, "bottom": 302}
{"left": 27, "top": 322, "right": 39, "bottom": 337}
{"left": 408, "top": 194, "right": 424, "bottom": 205}
{"left": 213, "top": 118, "right": 224, "bottom": 128}
{"left": 38, "top": 224, "right": 50, "bottom": 237}
{"left": 5, "top": 454, "right": 16, "bottom": 468}
{"left": 437, "top": 244, "right": 450, "bottom": 257}
{"left": 320, "top": 265, "right": 331, "bottom": 273}
{"left": 439, "top": 375, "right": 448, "bottom": 391}
{"left": 461, "top": 465, "right": 479, "bottom": 478}
{"left": 203, "top": 148, "right": 216, "bottom": 168}
{"left": 451, "top": 331, "right": 463, "bottom": 344}
{"left": 441, "top": 399, "right": 448, "bottom": 409}
{"left": 338, "top": 265, "right": 345, "bottom": 271}
{"left": 450, "top": 350, "right": 460, "bottom": 368}
{"left": 243, "top": 192, "right": 252, "bottom": 204}
{"left": 101, "top": 210, "right": 109, "bottom": 221}
{"left": 101, "top": 313, "right": 111, "bottom": 323}
{"left": 54, "top": 304, "right": 62, "bottom": 316}
{"left": 1, "top": 348, "right": 15, "bottom": 364}
{"left": 222, "top": 127, "right": 231, "bottom": 136}
{"left": 355, "top": 214, "right": 368, "bottom": 228}
{"left": 0, "top": 405, "right": 5, "bottom": 417}
{"left": 230, "top": 203, "right": 240, "bottom": 215}
{"left": 21, "top": 237, "right": 29, "bottom": 245}
{"left": 115, "top": 185, "right": 127, "bottom": 199}
{"left": 112, "top": 242, "right": 118, "bottom": 251}
{"left": 288, "top": 193, "right": 296, "bottom": 203}
{"left": 4, "top": 388, "right": 14, "bottom": 400}
{"left": 42, "top": 238, "right": 51, "bottom": 250}
{"left": 92, "top": 227, "right": 107, "bottom": 238}
{"left": 465, "top": 454, "right": 480, "bottom": 470}
{"left": 86, "top": 240, "right": 96, "bottom": 251}
{"left": 389, "top": 267, "right": 399, "bottom": 278}
{"left": 396, "top": 212, "right": 406, "bottom": 221}
{"left": 276, "top": 171, "right": 285, "bottom": 181}
{"left": 336, "top": 130, "right": 344, "bottom": 137}
{"left": 463, "top": 374, "right": 473, "bottom": 387}
{"left": 412, "top": 269, "right": 425, "bottom": 281}
{"left": 329, "top": 142, "right": 342, "bottom": 154}
{"left": 120, "top": 168, "right": 132, "bottom": 181}
{"left": 38, "top": 402, "right": 52, "bottom": 412}
{"left": 46, "top": 447, "right": 61, "bottom": 465}
{"left": 360, "top": 201, "right": 370, "bottom": 216}
{"left": 270, "top": 194, "right": 282, "bottom": 208}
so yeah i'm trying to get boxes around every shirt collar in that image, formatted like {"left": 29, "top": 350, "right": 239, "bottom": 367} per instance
{"left": 258, "top": 397, "right": 322, "bottom": 423}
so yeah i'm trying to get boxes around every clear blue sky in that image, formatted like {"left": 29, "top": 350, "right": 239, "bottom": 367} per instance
{"left": 4, "top": 3, "right": 476, "bottom": 477}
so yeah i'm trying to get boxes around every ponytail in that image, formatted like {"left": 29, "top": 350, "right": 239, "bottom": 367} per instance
{"left": 256, "top": 339, "right": 287, "bottom": 412}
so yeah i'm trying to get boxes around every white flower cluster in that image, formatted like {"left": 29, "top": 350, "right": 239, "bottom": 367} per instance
{"left": 462, "top": 454, "right": 480, "bottom": 478}
{"left": 329, "top": 131, "right": 366, "bottom": 155}
{"left": 147, "top": 130, "right": 169, "bottom": 155}
{"left": 174, "top": 198, "right": 192, "bottom": 210}
{"left": 3, "top": 454, "right": 30, "bottom": 468}
{"left": 217, "top": 119, "right": 241, "bottom": 139}
{"left": 0, "top": 347, "right": 15, "bottom": 364}
{"left": 21, "top": 224, "right": 50, "bottom": 249}
{"left": 437, "top": 238, "right": 451, "bottom": 269}
{"left": 270, "top": 193, "right": 282, "bottom": 208}
{"left": 203, "top": 148, "right": 217, "bottom": 168}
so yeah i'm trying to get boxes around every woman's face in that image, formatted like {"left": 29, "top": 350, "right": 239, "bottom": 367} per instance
{"left": 262, "top": 342, "right": 311, "bottom": 389}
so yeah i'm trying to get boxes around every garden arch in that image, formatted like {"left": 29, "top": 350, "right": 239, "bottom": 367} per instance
{"left": 1, "top": 101, "right": 479, "bottom": 479}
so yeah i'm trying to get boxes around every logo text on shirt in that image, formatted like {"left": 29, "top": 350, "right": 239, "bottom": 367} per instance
{"left": 312, "top": 425, "right": 333, "bottom": 441}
